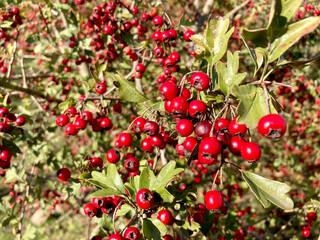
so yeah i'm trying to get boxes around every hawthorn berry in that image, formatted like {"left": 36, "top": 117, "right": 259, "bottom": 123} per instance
{"left": 190, "top": 72, "right": 210, "bottom": 91}
{"left": 95, "top": 82, "right": 107, "bottom": 95}
{"left": 143, "top": 121, "right": 160, "bottom": 136}
{"left": 159, "top": 82, "right": 178, "bottom": 100}
{"left": 228, "top": 118, "right": 247, "bottom": 135}
{"left": 65, "top": 124, "right": 78, "bottom": 135}
{"left": 0, "top": 150, "right": 12, "bottom": 161}
{"left": 106, "top": 149, "right": 121, "bottom": 164}
{"left": 56, "top": 115, "right": 69, "bottom": 127}
{"left": 257, "top": 114, "right": 286, "bottom": 139}
{"left": 153, "top": 16, "right": 164, "bottom": 28}
{"left": 176, "top": 119, "right": 194, "bottom": 137}
{"left": 157, "top": 209, "right": 174, "bottom": 225}
{"left": 119, "top": 133, "right": 133, "bottom": 147}
{"left": 57, "top": 168, "right": 71, "bottom": 181}
{"left": 198, "top": 137, "right": 222, "bottom": 165}
{"left": 136, "top": 188, "right": 154, "bottom": 209}
{"left": 204, "top": 190, "right": 223, "bottom": 210}
{"left": 189, "top": 100, "right": 207, "bottom": 118}
{"left": 92, "top": 197, "right": 108, "bottom": 209}
{"left": 194, "top": 121, "right": 212, "bottom": 139}
{"left": 90, "top": 157, "right": 103, "bottom": 168}
{"left": 133, "top": 117, "right": 146, "bottom": 133}
{"left": 124, "top": 157, "right": 140, "bottom": 172}
{"left": 15, "top": 116, "right": 27, "bottom": 126}
{"left": 141, "top": 138, "right": 154, "bottom": 153}
{"left": 241, "top": 142, "right": 261, "bottom": 162}
{"left": 214, "top": 118, "right": 230, "bottom": 132}
{"left": 124, "top": 227, "right": 141, "bottom": 240}
{"left": 183, "top": 29, "right": 194, "bottom": 41}
{"left": 170, "top": 97, "right": 188, "bottom": 118}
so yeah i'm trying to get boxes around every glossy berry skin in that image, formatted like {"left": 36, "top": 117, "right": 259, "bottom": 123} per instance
{"left": 136, "top": 188, "right": 154, "bottom": 209}
{"left": 0, "top": 150, "right": 12, "bottom": 161}
{"left": 189, "top": 100, "right": 207, "bottom": 118}
{"left": 0, "top": 122, "right": 10, "bottom": 133}
{"left": 204, "top": 190, "right": 223, "bottom": 210}
{"left": 141, "top": 138, "right": 154, "bottom": 153}
{"left": 257, "top": 114, "right": 286, "bottom": 139}
{"left": 100, "top": 117, "right": 113, "bottom": 130}
{"left": 124, "top": 157, "right": 140, "bottom": 172}
{"left": 241, "top": 142, "right": 261, "bottom": 162}
{"left": 15, "top": 116, "right": 27, "bottom": 126}
{"left": 108, "top": 234, "right": 124, "bottom": 240}
{"left": 183, "top": 137, "right": 198, "bottom": 153}
{"left": 90, "top": 157, "right": 103, "bottom": 168}
{"left": 92, "top": 197, "right": 108, "bottom": 209}
{"left": 302, "top": 229, "right": 310, "bottom": 238}
{"left": 194, "top": 121, "right": 212, "bottom": 139}
{"left": 163, "top": 235, "right": 174, "bottom": 240}
{"left": 150, "top": 134, "right": 164, "bottom": 147}
{"left": 81, "top": 111, "right": 93, "bottom": 123}
{"left": 189, "top": 212, "right": 204, "bottom": 225}
{"left": 190, "top": 72, "right": 210, "bottom": 91}
{"left": 0, "top": 66, "right": 7, "bottom": 73}
{"left": 170, "top": 97, "right": 188, "bottom": 118}
{"left": 119, "top": 133, "right": 133, "bottom": 147}
{"left": 228, "top": 118, "right": 247, "bottom": 135}
{"left": 143, "top": 121, "right": 159, "bottom": 137}
{"left": 159, "top": 82, "right": 178, "bottom": 100}
{"left": 198, "top": 137, "right": 222, "bottom": 165}
{"left": 84, "top": 203, "right": 98, "bottom": 218}
{"left": 91, "top": 235, "right": 102, "bottom": 240}
{"left": 157, "top": 209, "right": 174, "bottom": 225}
{"left": 154, "top": 47, "right": 164, "bottom": 58}
{"left": 74, "top": 117, "right": 87, "bottom": 130}
{"left": 183, "top": 29, "right": 194, "bottom": 41}
{"left": 135, "top": 63, "right": 146, "bottom": 73}
{"left": 124, "top": 226, "right": 141, "bottom": 240}
{"left": 95, "top": 82, "right": 107, "bottom": 95}
{"left": 228, "top": 136, "right": 245, "bottom": 155}
{"left": 133, "top": 117, "right": 146, "bottom": 133}
{"left": 214, "top": 118, "right": 230, "bottom": 132}
{"left": 153, "top": 16, "right": 164, "bottom": 28}
{"left": 103, "top": 25, "right": 114, "bottom": 35}
{"left": 169, "top": 52, "right": 180, "bottom": 64}
{"left": 56, "top": 115, "right": 69, "bottom": 127}
{"left": 106, "top": 149, "right": 121, "bottom": 164}
{"left": 57, "top": 168, "right": 71, "bottom": 181}
{"left": 66, "top": 107, "right": 77, "bottom": 117}
{"left": 65, "top": 124, "right": 78, "bottom": 135}
{"left": 176, "top": 119, "right": 194, "bottom": 137}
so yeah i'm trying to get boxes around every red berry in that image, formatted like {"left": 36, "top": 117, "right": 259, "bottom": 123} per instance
{"left": 124, "top": 157, "right": 140, "bottom": 172}
{"left": 154, "top": 47, "right": 164, "bottom": 58}
{"left": 228, "top": 136, "right": 245, "bottom": 155}
{"left": 57, "top": 168, "right": 71, "bottom": 181}
{"left": 153, "top": 16, "right": 164, "bottom": 28}
{"left": 198, "top": 137, "right": 222, "bottom": 165}
{"left": 176, "top": 119, "right": 194, "bottom": 137}
{"left": 241, "top": 142, "right": 261, "bottom": 162}
{"left": 95, "top": 82, "right": 107, "bottom": 95}
{"left": 214, "top": 118, "right": 230, "bottom": 132}
{"left": 257, "top": 114, "right": 286, "bottom": 139}
{"left": 106, "top": 149, "right": 121, "bottom": 164}
{"left": 204, "top": 190, "right": 223, "bottom": 210}
{"left": 133, "top": 117, "right": 146, "bottom": 133}
{"left": 194, "top": 121, "right": 212, "bottom": 139}
{"left": 183, "top": 29, "right": 194, "bottom": 41}
{"left": 15, "top": 116, "right": 27, "bottom": 126}
{"left": 119, "top": 133, "right": 133, "bottom": 147}
{"left": 56, "top": 115, "right": 70, "bottom": 127}
{"left": 189, "top": 100, "right": 207, "bottom": 118}
{"left": 302, "top": 229, "right": 310, "bottom": 238}
{"left": 143, "top": 121, "right": 160, "bottom": 137}
{"left": 0, "top": 66, "right": 8, "bottom": 73}
{"left": 74, "top": 117, "right": 87, "bottom": 130}
{"left": 157, "top": 209, "right": 174, "bottom": 225}
{"left": 136, "top": 188, "right": 154, "bottom": 209}
{"left": 190, "top": 72, "right": 210, "bottom": 91}
{"left": 170, "top": 97, "right": 188, "bottom": 118}
{"left": 100, "top": 117, "right": 113, "bottom": 130}
{"left": 169, "top": 52, "right": 180, "bottom": 64}
{"left": 92, "top": 197, "right": 108, "bottom": 209}
{"left": 159, "top": 82, "right": 178, "bottom": 100}
{"left": 124, "top": 227, "right": 141, "bottom": 240}
{"left": 84, "top": 203, "right": 98, "bottom": 218}
{"left": 90, "top": 157, "right": 103, "bottom": 168}
{"left": 65, "top": 124, "right": 78, "bottom": 135}
{"left": 183, "top": 137, "right": 198, "bottom": 153}
{"left": 108, "top": 234, "right": 124, "bottom": 240}
{"left": 141, "top": 138, "right": 154, "bottom": 153}
{"left": 0, "top": 150, "right": 12, "bottom": 161}
{"left": 228, "top": 118, "right": 247, "bottom": 135}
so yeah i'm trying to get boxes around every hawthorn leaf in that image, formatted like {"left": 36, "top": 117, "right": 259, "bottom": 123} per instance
{"left": 241, "top": 170, "right": 294, "bottom": 210}
{"left": 116, "top": 204, "right": 134, "bottom": 216}
{"left": 216, "top": 51, "right": 246, "bottom": 96}
{"left": 137, "top": 99, "right": 164, "bottom": 115}
{"left": 142, "top": 218, "right": 167, "bottom": 240}
{"left": 267, "top": 0, "right": 303, "bottom": 41}
{"left": 113, "top": 73, "right": 148, "bottom": 103}
{"left": 156, "top": 188, "right": 174, "bottom": 203}
{"left": 151, "top": 161, "right": 184, "bottom": 190}
{"left": 243, "top": 28, "right": 269, "bottom": 48}
{"left": 232, "top": 86, "right": 278, "bottom": 129}
{"left": 269, "top": 17, "right": 320, "bottom": 63}
{"left": 277, "top": 54, "right": 320, "bottom": 69}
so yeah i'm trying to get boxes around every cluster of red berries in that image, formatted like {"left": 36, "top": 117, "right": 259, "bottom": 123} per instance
{"left": 0, "top": 105, "right": 27, "bottom": 170}
{"left": 296, "top": 4, "right": 320, "bottom": 19}
{"left": 84, "top": 196, "right": 122, "bottom": 218}
{"left": 302, "top": 211, "right": 318, "bottom": 237}
{"left": 55, "top": 106, "right": 113, "bottom": 136}
{"left": 0, "top": 6, "right": 22, "bottom": 41}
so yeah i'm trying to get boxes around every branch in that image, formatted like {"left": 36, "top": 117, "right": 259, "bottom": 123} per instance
{"left": 224, "top": 0, "right": 250, "bottom": 19}
{"left": 0, "top": 80, "right": 62, "bottom": 103}
{"left": 6, "top": 31, "right": 19, "bottom": 79}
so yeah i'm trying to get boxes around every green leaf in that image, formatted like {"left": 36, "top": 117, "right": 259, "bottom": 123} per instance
{"left": 85, "top": 101, "right": 101, "bottom": 113}
{"left": 179, "top": 12, "right": 193, "bottom": 27}
{"left": 53, "top": 3, "right": 71, "bottom": 10}
{"left": 139, "top": 167, "right": 151, "bottom": 190}
{"left": 269, "top": 17, "right": 320, "bottom": 63}
{"left": 113, "top": 73, "right": 147, "bottom": 103}
{"left": 58, "top": 99, "right": 74, "bottom": 113}
{"left": 216, "top": 51, "right": 246, "bottom": 96}
{"left": 176, "top": 220, "right": 201, "bottom": 235}
{"left": 142, "top": 218, "right": 167, "bottom": 240}
{"left": 277, "top": 54, "right": 320, "bottom": 69}
{"left": 243, "top": 28, "right": 269, "bottom": 48}
{"left": 190, "top": 18, "right": 234, "bottom": 67}
{"left": 60, "top": 26, "right": 78, "bottom": 38}
{"left": 231, "top": 85, "right": 278, "bottom": 129}
{"left": 156, "top": 188, "right": 174, "bottom": 203}
{"left": 116, "top": 204, "right": 133, "bottom": 216}
{"left": 22, "top": 224, "right": 37, "bottom": 240}
{"left": 241, "top": 170, "right": 294, "bottom": 210}
{"left": 267, "top": 0, "right": 303, "bottom": 41}
{"left": 2, "top": 139, "right": 21, "bottom": 157}
{"left": 151, "top": 161, "right": 184, "bottom": 190}
{"left": 63, "top": 179, "right": 81, "bottom": 200}
{"left": 0, "top": 21, "right": 13, "bottom": 28}
{"left": 90, "top": 165, "right": 126, "bottom": 196}
{"left": 137, "top": 99, "right": 164, "bottom": 115}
